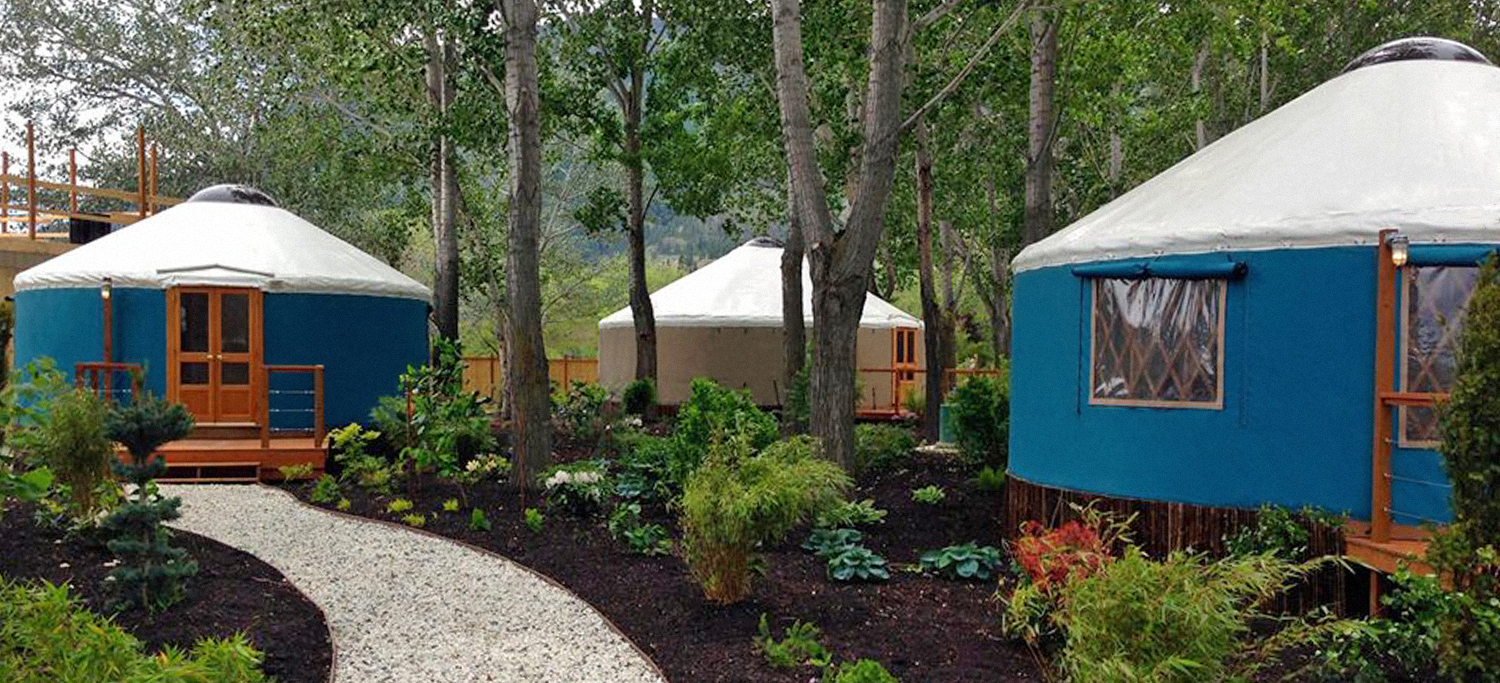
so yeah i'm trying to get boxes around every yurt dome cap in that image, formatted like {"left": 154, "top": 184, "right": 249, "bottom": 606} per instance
{"left": 599, "top": 238, "right": 920, "bottom": 329}
{"left": 1013, "top": 40, "right": 1500, "bottom": 274}
{"left": 1341, "top": 36, "right": 1492, "bottom": 74}
{"left": 13, "top": 186, "right": 430, "bottom": 301}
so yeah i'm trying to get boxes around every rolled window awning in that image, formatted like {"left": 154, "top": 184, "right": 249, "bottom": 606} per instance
{"left": 1072, "top": 254, "right": 1248, "bottom": 280}
{"left": 1409, "top": 244, "right": 1499, "bottom": 267}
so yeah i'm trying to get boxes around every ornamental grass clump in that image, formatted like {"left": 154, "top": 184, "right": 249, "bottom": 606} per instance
{"left": 681, "top": 433, "right": 849, "bottom": 604}
{"left": 100, "top": 394, "right": 196, "bottom": 611}
{"left": 36, "top": 388, "right": 117, "bottom": 521}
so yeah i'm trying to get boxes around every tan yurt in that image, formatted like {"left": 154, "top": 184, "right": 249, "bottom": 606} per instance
{"left": 598, "top": 238, "right": 924, "bottom": 413}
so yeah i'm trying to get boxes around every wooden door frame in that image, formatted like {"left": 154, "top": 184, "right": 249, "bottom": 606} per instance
{"left": 166, "top": 286, "right": 265, "bottom": 424}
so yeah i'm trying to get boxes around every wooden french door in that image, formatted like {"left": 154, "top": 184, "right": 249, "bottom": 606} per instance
{"left": 167, "top": 288, "right": 263, "bottom": 424}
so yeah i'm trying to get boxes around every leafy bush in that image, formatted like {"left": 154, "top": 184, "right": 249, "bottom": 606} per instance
{"left": 622, "top": 378, "right": 656, "bottom": 416}
{"left": 607, "top": 503, "right": 672, "bottom": 556}
{"left": 674, "top": 377, "right": 778, "bottom": 470}
{"left": 553, "top": 381, "right": 611, "bottom": 441}
{"left": 1428, "top": 256, "right": 1500, "bottom": 682}
{"left": 372, "top": 339, "right": 497, "bottom": 481}
{"left": 329, "top": 423, "right": 393, "bottom": 493}
{"left": 309, "top": 475, "right": 341, "bottom": 504}
{"left": 902, "top": 384, "right": 926, "bottom": 417}
{"left": 336, "top": 498, "right": 351, "bottom": 511}
{"left": 1003, "top": 507, "right": 1134, "bottom": 646}
{"left": 815, "top": 499, "right": 887, "bottom": 528}
{"left": 920, "top": 543, "right": 1003, "bottom": 581}
{"left": 1317, "top": 568, "right": 1453, "bottom": 682}
{"left": 386, "top": 498, "right": 413, "bottom": 514}
{"left": 681, "top": 433, "right": 849, "bottom": 603}
{"left": 824, "top": 659, "right": 900, "bottom": 683}
{"left": 827, "top": 545, "right": 890, "bottom": 582}
{"left": 803, "top": 528, "right": 864, "bottom": 558}
{"left": 101, "top": 394, "right": 196, "bottom": 611}
{"left": 853, "top": 424, "right": 915, "bottom": 473}
{"left": 0, "top": 579, "right": 270, "bottom": 682}
{"left": 401, "top": 514, "right": 426, "bottom": 527}
{"left": 911, "top": 485, "right": 945, "bottom": 504}
{"left": 0, "top": 359, "right": 72, "bottom": 465}
{"left": 947, "top": 375, "right": 1008, "bottom": 467}
{"left": 755, "top": 614, "right": 831, "bottom": 669}
{"left": 524, "top": 507, "right": 545, "bottom": 532}
{"left": 0, "top": 467, "right": 53, "bottom": 505}
{"left": 969, "top": 466, "right": 1006, "bottom": 492}
{"left": 36, "top": 388, "right": 116, "bottom": 520}
{"left": 441, "top": 498, "right": 460, "bottom": 512}
{"left": 1224, "top": 504, "right": 1343, "bottom": 561}
{"left": 542, "top": 461, "right": 610, "bottom": 516}
{"left": 1050, "top": 547, "right": 1320, "bottom": 683}
{"left": 613, "top": 434, "right": 680, "bottom": 502}
{"left": 277, "top": 463, "right": 314, "bottom": 481}
{"left": 469, "top": 508, "right": 492, "bottom": 532}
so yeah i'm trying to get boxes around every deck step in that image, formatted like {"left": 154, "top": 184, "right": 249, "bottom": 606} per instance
{"left": 189, "top": 423, "right": 261, "bottom": 440}
{"left": 159, "top": 460, "right": 262, "bottom": 484}
{"left": 1345, "top": 534, "right": 1434, "bottom": 576}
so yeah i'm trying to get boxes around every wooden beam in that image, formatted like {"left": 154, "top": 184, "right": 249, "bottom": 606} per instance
{"left": 0, "top": 176, "right": 181, "bottom": 206}
{"left": 1372, "top": 229, "right": 1397, "bottom": 544}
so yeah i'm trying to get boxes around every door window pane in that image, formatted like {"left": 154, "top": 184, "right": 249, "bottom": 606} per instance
{"left": 222, "top": 363, "right": 250, "bottom": 386}
{"left": 180, "top": 293, "right": 209, "bottom": 353}
{"left": 181, "top": 362, "right": 210, "bottom": 385}
{"left": 221, "top": 294, "right": 250, "bottom": 353}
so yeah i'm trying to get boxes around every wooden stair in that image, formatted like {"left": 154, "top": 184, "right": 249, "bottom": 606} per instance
{"left": 123, "top": 433, "right": 326, "bottom": 483}
{"left": 1343, "top": 521, "right": 1435, "bottom": 576}
{"left": 159, "top": 461, "right": 262, "bottom": 484}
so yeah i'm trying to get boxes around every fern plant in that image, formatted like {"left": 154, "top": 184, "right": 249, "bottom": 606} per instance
{"left": 754, "top": 614, "right": 831, "bottom": 669}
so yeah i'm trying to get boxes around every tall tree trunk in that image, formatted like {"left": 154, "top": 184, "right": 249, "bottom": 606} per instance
{"left": 425, "top": 31, "right": 460, "bottom": 342}
{"left": 773, "top": 0, "right": 907, "bottom": 468}
{"left": 1192, "top": 41, "right": 1210, "bottom": 150}
{"left": 915, "top": 117, "right": 944, "bottom": 442}
{"left": 503, "top": 0, "right": 552, "bottom": 490}
{"left": 1258, "top": 30, "right": 1270, "bottom": 113}
{"left": 781, "top": 170, "right": 806, "bottom": 430}
{"left": 625, "top": 0, "right": 657, "bottom": 382}
{"left": 1024, "top": 9, "right": 1057, "bottom": 247}
{"left": 978, "top": 168, "right": 1011, "bottom": 363}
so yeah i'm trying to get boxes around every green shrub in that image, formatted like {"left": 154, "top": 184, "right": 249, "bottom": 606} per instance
{"left": 826, "top": 545, "right": 890, "bottom": 582}
{"left": 469, "top": 508, "right": 492, "bottom": 532}
{"left": 613, "top": 434, "right": 680, "bottom": 502}
{"left": 1223, "top": 504, "right": 1343, "bottom": 561}
{"left": 386, "top": 498, "right": 413, "bottom": 514}
{"left": 902, "top": 384, "right": 926, "bottom": 417}
{"left": 681, "top": 433, "right": 849, "bottom": 603}
{"left": 815, "top": 499, "right": 887, "bottom": 528}
{"left": 0, "top": 358, "right": 72, "bottom": 465}
{"left": 101, "top": 394, "right": 196, "bottom": 611}
{"left": 755, "top": 614, "right": 831, "bottom": 669}
{"left": 553, "top": 381, "right": 611, "bottom": 442}
{"left": 674, "top": 378, "right": 778, "bottom": 470}
{"left": 1317, "top": 568, "right": 1453, "bottom": 682}
{"left": 441, "top": 498, "right": 460, "bottom": 512}
{"left": 36, "top": 388, "right": 116, "bottom": 520}
{"left": 803, "top": 528, "right": 864, "bottom": 558}
{"left": 920, "top": 543, "right": 1003, "bottom": 581}
{"left": 607, "top": 503, "right": 672, "bottom": 556}
{"left": 524, "top": 507, "right": 545, "bottom": 533}
{"left": 622, "top": 378, "right": 656, "bottom": 416}
{"left": 372, "top": 339, "right": 497, "bottom": 480}
{"left": 277, "top": 463, "right": 314, "bottom": 481}
{"left": 969, "top": 466, "right": 1006, "bottom": 492}
{"left": 542, "top": 460, "right": 610, "bottom": 516}
{"left": 1052, "top": 547, "right": 1318, "bottom": 683}
{"left": 309, "top": 474, "right": 341, "bottom": 504}
{"left": 0, "top": 579, "right": 270, "bottom": 682}
{"left": 0, "top": 467, "right": 53, "bottom": 505}
{"left": 401, "top": 514, "right": 426, "bottom": 527}
{"left": 329, "top": 423, "right": 393, "bottom": 493}
{"left": 853, "top": 424, "right": 916, "bottom": 473}
{"left": 336, "top": 498, "right": 351, "bottom": 511}
{"left": 947, "top": 375, "right": 1008, "bottom": 467}
{"left": 911, "top": 485, "right": 945, "bottom": 504}
{"left": 1429, "top": 256, "right": 1500, "bottom": 682}
{"left": 824, "top": 659, "right": 900, "bottom": 683}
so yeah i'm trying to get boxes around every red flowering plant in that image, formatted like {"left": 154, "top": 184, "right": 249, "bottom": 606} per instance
{"left": 1000, "top": 504, "right": 1135, "bottom": 649}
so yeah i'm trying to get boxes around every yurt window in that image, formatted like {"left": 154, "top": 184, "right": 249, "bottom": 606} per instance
{"left": 1089, "top": 278, "right": 1225, "bottom": 408}
{"left": 1401, "top": 265, "right": 1479, "bottom": 445}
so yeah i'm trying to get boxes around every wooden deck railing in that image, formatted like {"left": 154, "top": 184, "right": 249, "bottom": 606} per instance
{"left": 74, "top": 362, "right": 143, "bottom": 404}
{"left": 1371, "top": 390, "right": 1447, "bottom": 542}
{"left": 856, "top": 367, "right": 1004, "bottom": 414}
{"left": 261, "top": 365, "right": 324, "bottom": 449}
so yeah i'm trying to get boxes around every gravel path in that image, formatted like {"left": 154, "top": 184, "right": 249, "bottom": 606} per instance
{"left": 164, "top": 484, "right": 666, "bottom": 683}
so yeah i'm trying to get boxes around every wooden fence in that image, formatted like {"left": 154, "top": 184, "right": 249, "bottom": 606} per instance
{"left": 462, "top": 356, "right": 599, "bottom": 399}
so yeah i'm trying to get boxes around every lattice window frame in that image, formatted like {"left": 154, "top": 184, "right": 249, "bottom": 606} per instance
{"left": 1088, "top": 277, "right": 1227, "bottom": 410}
{"left": 1399, "top": 265, "right": 1478, "bottom": 447}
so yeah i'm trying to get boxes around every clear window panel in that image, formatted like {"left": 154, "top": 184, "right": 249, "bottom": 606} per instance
{"left": 1092, "top": 278, "right": 1223, "bottom": 404}
{"left": 181, "top": 362, "right": 210, "bottom": 385}
{"left": 180, "top": 293, "right": 209, "bottom": 353}
{"left": 222, "top": 363, "right": 250, "bottom": 386}
{"left": 1403, "top": 266, "right": 1479, "bottom": 443}
{"left": 221, "top": 294, "right": 250, "bottom": 353}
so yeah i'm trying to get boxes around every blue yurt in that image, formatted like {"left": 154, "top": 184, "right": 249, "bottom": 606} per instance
{"left": 1007, "top": 38, "right": 1500, "bottom": 563}
{"left": 12, "top": 185, "right": 430, "bottom": 433}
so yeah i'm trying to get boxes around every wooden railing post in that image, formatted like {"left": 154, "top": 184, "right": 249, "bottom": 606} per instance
{"left": 313, "top": 366, "right": 325, "bottom": 447}
{"left": 1371, "top": 229, "right": 1397, "bottom": 544}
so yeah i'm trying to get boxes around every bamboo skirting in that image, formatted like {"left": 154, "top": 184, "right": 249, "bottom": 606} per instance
{"left": 1005, "top": 476, "right": 1361, "bottom": 615}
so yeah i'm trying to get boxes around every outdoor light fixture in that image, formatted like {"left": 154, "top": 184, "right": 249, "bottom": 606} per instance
{"left": 1388, "top": 233, "right": 1410, "bottom": 267}
{"left": 100, "top": 276, "right": 112, "bottom": 300}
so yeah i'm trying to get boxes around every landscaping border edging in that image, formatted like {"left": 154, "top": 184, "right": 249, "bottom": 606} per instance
{"left": 262, "top": 484, "right": 671, "bottom": 683}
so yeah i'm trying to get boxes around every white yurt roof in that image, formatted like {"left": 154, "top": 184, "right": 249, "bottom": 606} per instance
{"left": 1015, "top": 45, "right": 1500, "bottom": 274}
{"left": 15, "top": 187, "right": 431, "bottom": 302}
{"left": 599, "top": 239, "right": 922, "bottom": 330}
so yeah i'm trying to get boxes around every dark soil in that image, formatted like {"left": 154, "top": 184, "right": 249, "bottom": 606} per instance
{"left": 0, "top": 504, "right": 332, "bottom": 683}
{"left": 299, "top": 451, "right": 1042, "bottom": 683}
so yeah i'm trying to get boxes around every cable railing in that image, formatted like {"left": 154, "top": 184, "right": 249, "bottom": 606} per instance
{"left": 260, "top": 365, "right": 325, "bottom": 449}
{"left": 1372, "top": 390, "right": 1449, "bottom": 541}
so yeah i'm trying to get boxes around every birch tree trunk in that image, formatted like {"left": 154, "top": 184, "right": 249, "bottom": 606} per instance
{"left": 425, "top": 31, "right": 460, "bottom": 341}
{"left": 625, "top": 0, "right": 658, "bottom": 383}
{"left": 773, "top": 0, "right": 907, "bottom": 468}
{"left": 1024, "top": 9, "right": 1057, "bottom": 247}
{"left": 781, "top": 170, "right": 806, "bottom": 430}
{"left": 503, "top": 0, "right": 552, "bottom": 490}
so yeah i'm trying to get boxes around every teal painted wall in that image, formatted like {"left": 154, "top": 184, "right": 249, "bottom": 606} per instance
{"left": 14, "top": 288, "right": 168, "bottom": 395}
{"left": 14, "top": 288, "right": 427, "bottom": 430}
{"left": 1009, "top": 246, "right": 1456, "bottom": 524}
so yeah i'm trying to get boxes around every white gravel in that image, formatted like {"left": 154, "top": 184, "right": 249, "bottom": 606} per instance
{"left": 163, "top": 484, "right": 666, "bottom": 683}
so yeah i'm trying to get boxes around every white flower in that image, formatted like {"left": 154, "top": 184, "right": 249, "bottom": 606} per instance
{"left": 103, "top": 559, "right": 120, "bottom": 568}
{"left": 58, "top": 563, "right": 70, "bottom": 569}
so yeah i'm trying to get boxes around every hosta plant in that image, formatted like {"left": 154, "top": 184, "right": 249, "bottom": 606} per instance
{"left": 803, "top": 528, "right": 864, "bottom": 559}
{"left": 827, "top": 545, "right": 890, "bottom": 582}
{"left": 920, "top": 543, "right": 1003, "bottom": 581}
{"left": 911, "top": 485, "right": 946, "bottom": 504}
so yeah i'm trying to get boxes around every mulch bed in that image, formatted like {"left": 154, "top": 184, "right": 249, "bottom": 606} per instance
{"left": 298, "top": 449, "right": 1044, "bottom": 683}
{"left": 0, "top": 504, "right": 332, "bottom": 683}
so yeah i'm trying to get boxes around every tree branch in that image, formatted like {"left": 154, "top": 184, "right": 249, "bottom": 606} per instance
{"left": 898, "top": 1, "right": 1027, "bottom": 134}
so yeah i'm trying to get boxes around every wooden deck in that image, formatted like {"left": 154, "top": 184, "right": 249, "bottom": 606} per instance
{"left": 1343, "top": 521, "right": 1435, "bottom": 576}
{"left": 130, "top": 436, "right": 327, "bottom": 483}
